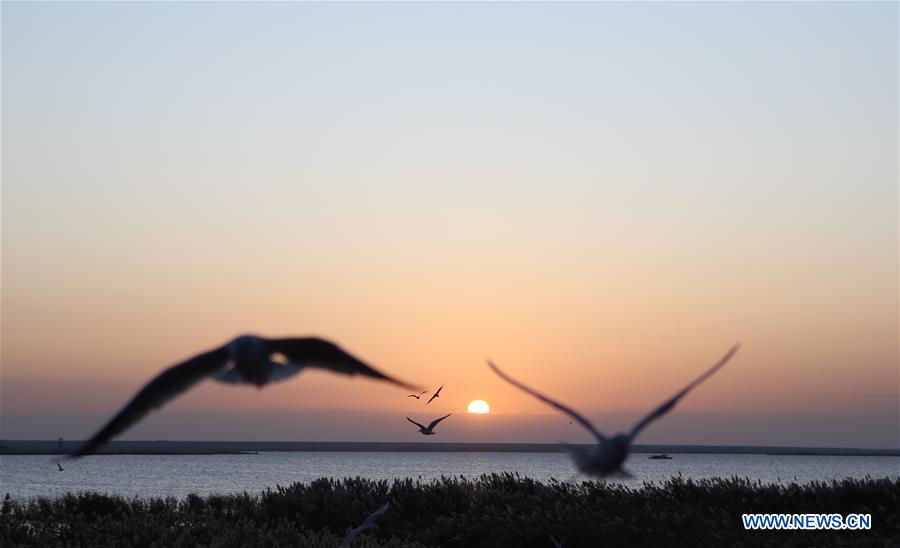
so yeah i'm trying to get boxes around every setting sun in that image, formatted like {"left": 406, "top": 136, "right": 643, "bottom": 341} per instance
{"left": 467, "top": 400, "right": 490, "bottom": 414}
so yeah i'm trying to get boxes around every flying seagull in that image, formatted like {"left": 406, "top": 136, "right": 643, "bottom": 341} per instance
{"left": 341, "top": 502, "right": 390, "bottom": 545}
{"left": 407, "top": 390, "right": 428, "bottom": 399}
{"left": 406, "top": 413, "right": 452, "bottom": 435}
{"left": 70, "top": 335, "right": 417, "bottom": 458}
{"left": 56, "top": 462, "right": 64, "bottom": 472}
{"left": 488, "top": 344, "right": 739, "bottom": 477}
{"left": 425, "top": 385, "right": 443, "bottom": 405}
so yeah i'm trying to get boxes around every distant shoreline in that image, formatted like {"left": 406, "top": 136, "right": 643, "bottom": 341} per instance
{"left": 2, "top": 440, "right": 898, "bottom": 457}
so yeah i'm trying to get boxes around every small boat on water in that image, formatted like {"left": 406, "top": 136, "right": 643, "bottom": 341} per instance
{"left": 649, "top": 453, "right": 672, "bottom": 460}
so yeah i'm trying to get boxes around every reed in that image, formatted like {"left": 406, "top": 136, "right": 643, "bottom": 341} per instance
{"left": 2, "top": 474, "right": 897, "bottom": 546}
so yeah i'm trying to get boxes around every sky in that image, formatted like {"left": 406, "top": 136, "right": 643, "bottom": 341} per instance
{"left": 1, "top": 2, "right": 897, "bottom": 448}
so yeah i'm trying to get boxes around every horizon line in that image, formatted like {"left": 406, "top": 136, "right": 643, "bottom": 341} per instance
{"left": 3, "top": 439, "right": 898, "bottom": 457}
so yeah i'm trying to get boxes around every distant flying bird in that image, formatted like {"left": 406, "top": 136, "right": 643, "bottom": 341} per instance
{"left": 488, "top": 344, "right": 739, "bottom": 477}
{"left": 56, "top": 462, "right": 64, "bottom": 472}
{"left": 342, "top": 502, "right": 390, "bottom": 545}
{"left": 407, "top": 390, "right": 428, "bottom": 399}
{"left": 568, "top": 420, "right": 574, "bottom": 425}
{"left": 425, "top": 385, "right": 443, "bottom": 405}
{"left": 550, "top": 535, "right": 565, "bottom": 548}
{"left": 70, "top": 335, "right": 417, "bottom": 458}
{"left": 406, "top": 413, "right": 452, "bottom": 435}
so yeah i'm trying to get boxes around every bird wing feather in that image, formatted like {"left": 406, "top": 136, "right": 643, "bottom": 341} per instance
{"left": 406, "top": 417, "right": 427, "bottom": 430}
{"left": 427, "top": 413, "right": 452, "bottom": 430}
{"left": 628, "top": 344, "right": 740, "bottom": 441}
{"left": 425, "top": 386, "right": 442, "bottom": 405}
{"left": 266, "top": 338, "right": 416, "bottom": 389}
{"left": 342, "top": 502, "right": 388, "bottom": 545}
{"left": 341, "top": 525, "right": 366, "bottom": 545}
{"left": 70, "top": 346, "right": 230, "bottom": 458}
{"left": 487, "top": 360, "right": 607, "bottom": 443}
{"left": 363, "top": 502, "right": 390, "bottom": 526}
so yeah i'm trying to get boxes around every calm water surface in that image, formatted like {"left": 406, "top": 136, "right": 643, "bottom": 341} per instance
{"left": 2, "top": 452, "right": 897, "bottom": 500}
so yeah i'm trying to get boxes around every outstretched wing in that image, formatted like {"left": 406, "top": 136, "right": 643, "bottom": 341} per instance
{"left": 70, "top": 345, "right": 230, "bottom": 458}
{"left": 628, "top": 344, "right": 740, "bottom": 441}
{"left": 341, "top": 525, "right": 365, "bottom": 545}
{"left": 342, "top": 502, "right": 389, "bottom": 545}
{"left": 427, "top": 413, "right": 452, "bottom": 430}
{"left": 406, "top": 417, "right": 427, "bottom": 430}
{"left": 266, "top": 338, "right": 417, "bottom": 390}
{"left": 363, "top": 502, "right": 390, "bottom": 527}
{"left": 425, "top": 385, "right": 442, "bottom": 405}
{"left": 487, "top": 360, "right": 607, "bottom": 443}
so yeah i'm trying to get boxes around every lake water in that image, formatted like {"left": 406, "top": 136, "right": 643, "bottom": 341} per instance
{"left": 2, "top": 452, "right": 898, "bottom": 500}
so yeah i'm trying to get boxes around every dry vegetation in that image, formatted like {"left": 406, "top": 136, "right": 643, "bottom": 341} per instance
{"left": 2, "top": 474, "right": 897, "bottom": 547}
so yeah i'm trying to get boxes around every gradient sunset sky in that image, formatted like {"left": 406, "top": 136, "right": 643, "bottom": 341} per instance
{"left": 2, "top": 2, "right": 897, "bottom": 448}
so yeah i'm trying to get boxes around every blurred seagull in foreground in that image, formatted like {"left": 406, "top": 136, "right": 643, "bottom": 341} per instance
{"left": 407, "top": 390, "right": 427, "bottom": 399}
{"left": 342, "top": 502, "right": 390, "bottom": 545}
{"left": 488, "top": 344, "right": 740, "bottom": 477}
{"left": 406, "top": 413, "right": 452, "bottom": 435}
{"left": 425, "top": 385, "right": 443, "bottom": 405}
{"left": 70, "top": 335, "right": 417, "bottom": 458}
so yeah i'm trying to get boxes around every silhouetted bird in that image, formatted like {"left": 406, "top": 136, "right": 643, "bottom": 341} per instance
{"left": 71, "top": 335, "right": 417, "bottom": 458}
{"left": 406, "top": 413, "right": 452, "bottom": 435}
{"left": 407, "top": 390, "right": 427, "bottom": 399}
{"left": 425, "top": 385, "right": 443, "bottom": 405}
{"left": 488, "top": 344, "right": 739, "bottom": 477}
{"left": 550, "top": 535, "right": 565, "bottom": 547}
{"left": 342, "top": 502, "right": 390, "bottom": 545}
{"left": 56, "top": 462, "right": 64, "bottom": 472}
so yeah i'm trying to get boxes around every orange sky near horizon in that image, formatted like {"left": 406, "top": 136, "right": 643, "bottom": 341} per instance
{"left": 1, "top": 2, "right": 897, "bottom": 448}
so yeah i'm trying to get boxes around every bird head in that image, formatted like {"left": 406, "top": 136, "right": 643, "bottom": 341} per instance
{"left": 228, "top": 335, "right": 271, "bottom": 385}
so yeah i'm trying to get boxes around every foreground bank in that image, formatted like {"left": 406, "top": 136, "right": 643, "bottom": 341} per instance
{"left": 2, "top": 474, "right": 897, "bottom": 546}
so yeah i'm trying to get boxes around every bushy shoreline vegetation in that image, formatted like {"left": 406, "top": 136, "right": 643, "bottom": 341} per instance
{"left": 2, "top": 474, "right": 897, "bottom": 547}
